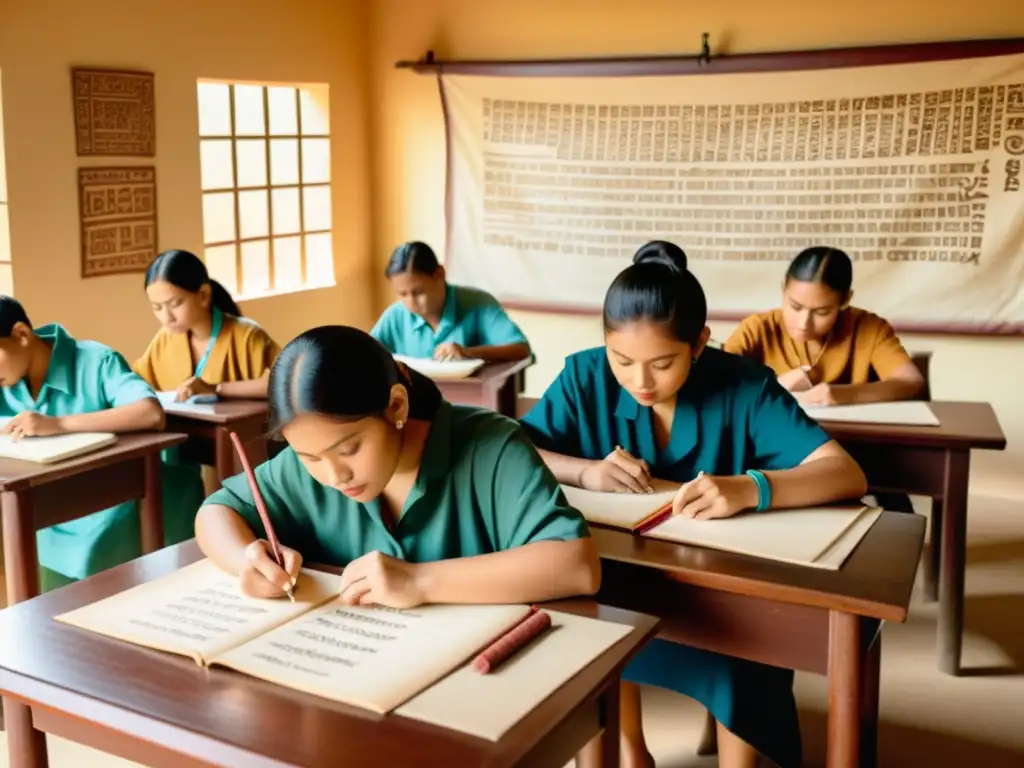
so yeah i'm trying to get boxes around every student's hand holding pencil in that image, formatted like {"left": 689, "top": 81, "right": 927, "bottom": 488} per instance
{"left": 578, "top": 446, "right": 655, "bottom": 494}
{"left": 240, "top": 540, "right": 303, "bottom": 599}
{"left": 671, "top": 472, "right": 758, "bottom": 520}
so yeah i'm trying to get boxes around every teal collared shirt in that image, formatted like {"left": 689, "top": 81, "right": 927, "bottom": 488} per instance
{"left": 1, "top": 324, "right": 161, "bottom": 581}
{"left": 0, "top": 324, "right": 156, "bottom": 418}
{"left": 370, "top": 284, "right": 529, "bottom": 358}
{"left": 520, "top": 346, "right": 830, "bottom": 481}
{"left": 205, "top": 401, "right": 587, "bottom": 566}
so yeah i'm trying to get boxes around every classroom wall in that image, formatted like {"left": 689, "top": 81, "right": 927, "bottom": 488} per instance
{"left": 369, "top": 0, "right": 1024, "bottom": 498}
{"left": 0, "top": 0, "right": 373, "bottom": 358}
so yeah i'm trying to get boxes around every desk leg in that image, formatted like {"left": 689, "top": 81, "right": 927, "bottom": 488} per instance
{"left": 598, "top": 680, "right": 621, "bottom": 768}
{"left": 215, "top": 429, "right": 235, "bottom": 484}
{"left": 3, "top": 700, "right": 47, "bottom": 768}
{"left": 827, "top": 611, "right": 862, "bottom": 768}
{"left": 139, "top": 453, "right": 164, "bottom": 554}
{"left": 496, "top": 377, "right": 518, "bottom": 418}
{"left": 938, "top": 449, "right": 970, "bottom": 676}
{"left": 860, "top": 627, "right": 881, "bottom": 768}
{"left": 1, "top": 491, "right": 49, "bottom": 767}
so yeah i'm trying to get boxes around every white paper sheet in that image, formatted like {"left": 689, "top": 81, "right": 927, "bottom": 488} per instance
{"left": 0, "top": 420, "right": 117, "bottom": 464}
{"left": 393, "top": 354, "right": 486, "bottom": 380}
{"left": 800, "top": 400, "right": 940, "bottom": 426}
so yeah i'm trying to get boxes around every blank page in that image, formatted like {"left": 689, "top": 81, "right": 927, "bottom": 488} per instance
{"left": 0, "top": 422, "right": 117, "bottom": 464}
{"left": 393, "top": 354, "right": 485, "bottom": 380}
{"left": 801, "top": 401, "right": 940, "bottom": 426}
{"left": 561, "top": 481, "right": 679, "bottom": 529}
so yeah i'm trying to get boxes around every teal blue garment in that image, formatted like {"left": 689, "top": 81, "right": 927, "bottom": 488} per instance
{"left": 205, "top": 401, "right": 587, "bottom": 565}
{"left": 520, "top": 346, "right": 832, "bottom": 768}
{"left": 0, "top": 324, "right": 204, "bottom": 582}
{"left": 370, "top": 284, "right": 529, "bottom": 358}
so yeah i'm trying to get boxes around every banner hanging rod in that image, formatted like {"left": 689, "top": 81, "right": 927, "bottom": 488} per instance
{"left": 393, "top": 36, "right": 1024, "bottom": 77}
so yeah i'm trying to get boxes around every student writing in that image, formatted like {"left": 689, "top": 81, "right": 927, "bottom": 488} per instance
{"left": 133, "top": 249, "right": 281, "bottom": 401}
{"left": 370, "top": 241, "right": 531, "bottom": 363}
{"left": 723, "top": 245, "right": 925, "bottom": 406}
{"left": 520, "top": 242, "right": 867, "bottom": 768}
{"left": 0, "top": 296, "right": 194, "bottom": 592}
{"left": 195, "top": 325, "right": 599, "bottom": 610}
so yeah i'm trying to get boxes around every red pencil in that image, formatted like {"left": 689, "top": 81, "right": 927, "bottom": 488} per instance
{"left": 229, "top": 431, "right": 295, "bottom": 602}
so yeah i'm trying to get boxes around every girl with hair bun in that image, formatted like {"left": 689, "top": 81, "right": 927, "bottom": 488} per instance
{"left": 521, "top": 240, "right": 867, "bottom": 768}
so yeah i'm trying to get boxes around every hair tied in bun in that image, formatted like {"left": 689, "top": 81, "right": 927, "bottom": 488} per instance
{"left": 632, "top": 240, "right": 688, "bottom": 274}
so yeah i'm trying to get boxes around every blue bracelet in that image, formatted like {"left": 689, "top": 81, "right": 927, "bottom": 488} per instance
{"left": 745, "top": 469, "right": 771, "bottom": 512}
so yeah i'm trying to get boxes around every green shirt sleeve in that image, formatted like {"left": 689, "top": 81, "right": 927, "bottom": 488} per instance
{"left": 480, "top": 424, "right": 590, "bottom": 550}
{"left": 203, "top": 448, "right": 324, "bottom": 559}
{"left": 98, "top": 350, "right": 158, "bottom": 408}
{"left": 519, "top": 358, "right": 583, "bottom": 456}
{"left": 474, "top": 299, "right": 529, "bottom": 348}
{"left": 747, "top": 377, "right": 832, "bottom": 469}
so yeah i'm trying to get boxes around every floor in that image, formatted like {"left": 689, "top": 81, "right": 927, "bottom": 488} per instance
{"left": 1, "top": 494, "right": 1022, "bottom": 767}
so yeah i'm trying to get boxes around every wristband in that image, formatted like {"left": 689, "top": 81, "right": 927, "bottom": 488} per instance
{"left": 745, "top": 469, "right": 771, "bottom": 512}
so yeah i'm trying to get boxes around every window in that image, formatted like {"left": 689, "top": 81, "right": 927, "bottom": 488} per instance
{"left": 0, "top": 73, "right": 12, "bottom": 296}
{"left": 197, "top": 81, "right": 334, "bottom": 298}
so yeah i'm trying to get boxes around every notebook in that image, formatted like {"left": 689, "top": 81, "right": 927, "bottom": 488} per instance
{"left": 157, "top": 391, "right": 220, "bottom": 407}
{"left": 55, "top": 558, "right": 629, "bottom": 731}
{"left": 800, "top": 400, "right": 940, "bottom": 426}
{"left": 561, "top": 483, "right": 881, "bottom": 570}
{"left": 0, "top": 422, "right": 117, "bottom": 464}
{"left": 393, "top": 354, "right": 485, "bottom": 380}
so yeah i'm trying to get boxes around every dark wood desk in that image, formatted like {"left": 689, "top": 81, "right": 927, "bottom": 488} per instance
{"left": 815, "top": 401, "right": 1006, "bottom": 676}
{"left": 518, "top": 396, "right": 1005, "bottom": 677}
{"left": 163, "top": 401, "right": 269, "bottom": 484}
{"left": 0, "top": 432, "right": 186, "bottom": 606}
{"left": 0, "top": 542, "right": 659, "bottom": 768}
{"left": 435, "top": 359, "right": 532, "bottom": 417}
{"left": 593, "top": 512, "right": 925, "bottom": 768}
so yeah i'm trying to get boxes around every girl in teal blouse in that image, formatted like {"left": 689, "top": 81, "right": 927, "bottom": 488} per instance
{"left": 0, "top": 296, "right": 192, "bottom": 591}
{"left": 196, "top": 325, "right": 599, "bottom": 609}
{"left": 370, "top": 241, "right": 531, "bottom": 363}
{"left": 520, "top": 242, "right": 867, "bottom": 768}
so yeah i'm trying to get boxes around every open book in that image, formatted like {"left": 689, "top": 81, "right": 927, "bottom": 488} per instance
{"left": 56, "top": 560, "right": 547, "bottom": 715}
{"left": 0, "top": 420, "right": 117, "bottom": 464}
{"left": 562, "top": 483, "right": 882, "bottom": 570}
{"left": 800, "top": 400, "right": 940, "bottom": 426}
{"left": 393, "top": 354, "right": 485, "bottom": 380}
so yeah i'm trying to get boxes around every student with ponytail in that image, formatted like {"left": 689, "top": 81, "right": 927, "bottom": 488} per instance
{"left": 134, "top": 249, "right": 281, "bottom": 402}
{"left": 520, "top": 241, "right": 867, "bottom": 768}
{"left": 195, "top": 326, "right": 598, "bottom": 610}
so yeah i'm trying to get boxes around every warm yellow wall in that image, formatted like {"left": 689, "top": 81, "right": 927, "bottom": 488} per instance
{"left": 370, "top": 0, "right": 1024, "bottom": 497}
{"left": 0, "top": 0, "right": 373, "bottom": 359}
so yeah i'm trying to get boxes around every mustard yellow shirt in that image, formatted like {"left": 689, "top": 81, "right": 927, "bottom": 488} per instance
{"left": 723, "top": 307, "right": 912, "bottom": 386}
{"left": 133, "top": 314, "right": 281, "bottom": 390}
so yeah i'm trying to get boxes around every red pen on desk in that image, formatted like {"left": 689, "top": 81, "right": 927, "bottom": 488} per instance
{"left": 633, "top": 471, "right": 705, "bottom": 535}
{"left": 229, "top": 431, "right": 295, "bottom": 602}
{"left": 472, "top": 606, "right": 552, "bottom": 674}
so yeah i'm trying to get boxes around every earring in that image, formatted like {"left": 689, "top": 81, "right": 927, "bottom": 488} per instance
{"left": 396, "top": 419, "right": 405, "bottom": 430}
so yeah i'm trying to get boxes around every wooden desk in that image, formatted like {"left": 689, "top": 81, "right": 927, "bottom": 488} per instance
{"left": 435, "top": 359, "right": 531, "bottom": 417}
{"left": 163, "top": 401, "right": 269, "bottom": 484}
{"left": 0, "top": 432, "right": 186, "bottom": 607}
{"left": 517, "top": 396, "right": 1005, "bottom": 676}
{"left": 0, "top": 542, "right": 659, "bottom": 768}
{"left": 815, "top": 401, "right": 1006, "bottom": 676}
{"left": 593, "top": 511, "right": 925, "bottom": 768}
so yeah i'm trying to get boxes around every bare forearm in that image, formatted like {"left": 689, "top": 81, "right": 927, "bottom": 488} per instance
{"left": 58, "top": 399, "right": 164, "bottom": 433}
{"left": 195, "top": 504, "right": 259, "bottom": 575}
{"left": 763, "top": 456, "right": 868, "bottom": 508}
{"left": 536, "top": 448, "right": 593, "bottom": 486}
{"left": 462, "top": 342, "right": 531, "bottom": 362}
{"left": 834, "top": 378, "right": 923, "bottom": 404}
{"left": 216, "top": 376, "right": 269, "bottom": 400}
{"left": 415, "top": 539, "right": 601, "bottom": 604}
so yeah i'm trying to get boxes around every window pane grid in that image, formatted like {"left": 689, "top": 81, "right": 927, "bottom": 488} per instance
{"left": 197, "top": 80, "right": 333, "bottom": 296}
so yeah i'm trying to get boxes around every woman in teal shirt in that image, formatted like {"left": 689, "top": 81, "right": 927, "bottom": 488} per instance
{"left": 196, "top": 325, "right": 599, "bottom": 609}
{"left": 520, "top": 242, "right": 867, "bottom": 768}
{"left": 370, "top": 241, "right": 531, "bottom": 363}
{"left": 0, "top": 296, "right": 195, "bottom": 591}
